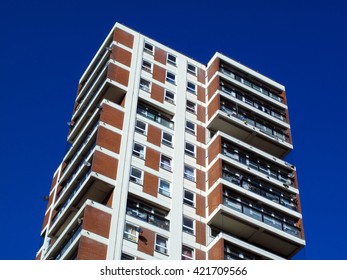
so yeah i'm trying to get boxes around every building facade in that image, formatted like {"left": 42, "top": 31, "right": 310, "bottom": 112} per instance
{"left": 36, "top": 23, "right": 305, "bottom": 260}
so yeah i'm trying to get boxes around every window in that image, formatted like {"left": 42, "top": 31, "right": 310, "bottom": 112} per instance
{"left": 155, "top": 235, "right": 168, "bottom": 255}
{"left": 130, "top": 166, "right": 143, "bottom": 185}
{"left": 186, "top": 100, "right": 196, "bottom": 114}
{"left": 185, "top": 120, "right": 196, "bottom": 135}
{"left": 142, "top": 60, "right": 152, "bottom": 72}
{"left": 160, "top": 155, "right": 172, "bottom": 171}
{"left": 133, "top": 143, "right": 145, "bottom": 159}
{"left": 166, "top": 71, "right": 176, "bottom": 84}
{"left": 187, "top": 63, "right": 197, "bottom": 75}
{"left": 183, "top": 190, "right": 195, "bottom": 207}
{"left": 187, "top": 82, "right": 196, "bottom": 94}
{"left": 121, "top": 253, "right": 135, "bottom": 260}
{"left": 164, "top": 90, "right": 175, "bottom": 104}
{"left": 167, "top": 53, "right": 177, "bottom": 65}
{"left": 183, "top": 216, "right": 195, "bottom": 234}
{"left": 184, "top": 165, "right": 195, "bottom": 181}
{"left": 140, "top": 78, "right": 151, "bottom": 92}
{"left": 135, "top": 119, "right": 147, "bottom": 135}
{"left": 185, "top": 142, "right": 195, "bottom": 157}
{"left": 144, "top": 42, "right": 154, "bottom": 54}
{"left": 162, "top": 131, "right": 173, "bottom": 147}
{"left": 159, "top": 179, "right": 171, "bottom": 197}
{"left": 182, "top": 246, "right": 194, "bottom": 260}
{"left": 123, "top": 223, "right": 138, "bottom": 242}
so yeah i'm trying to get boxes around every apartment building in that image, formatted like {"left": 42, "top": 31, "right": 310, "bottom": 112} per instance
{"left": 36, "top": 22, "right": 305, "bottom": 260}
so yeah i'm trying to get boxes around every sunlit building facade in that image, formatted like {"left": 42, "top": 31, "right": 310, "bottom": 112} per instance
{"left": 36, "top": 23, "right": 305, "bottom": 260}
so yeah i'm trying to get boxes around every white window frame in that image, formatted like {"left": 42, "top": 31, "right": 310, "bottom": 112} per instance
{"left": 186, "top": 100, "right": 196, "bottom": 114}
{"left": 184, "top": 165, "right": 195, "bottom": 182}
{"left": 155, "top": 235, "right": 168, "bottom": 255}
{"left": 182, "top": 245, "right": 194, "bottom": 260}
{"left": 166, "top": 71, "right": 176, "bottom": 84}
{"left": 187, "top": 81, "right": 196, "bottom": 94}
{"left": 167, "top": 53, "right": 177, "bottom": 65}
{"left": 135, "top": 119, "right": 147, "bottom": 135}
{"left": 185, "top": 142, "right": 196, "bottom": 157}
{"left": 160, "top": 154, "right": 172, "bottom": 171}
{"left": 133, "top": 143, "right": 145, "bottom": 159}
{"left": 144, "top": 42, "right": 154, "bottom": 54}
{"left": 123, "top": 223, "right": 139, "bottom": 243}
{"left": 164, "top": 89, "right": 175, "bottom": 104}
{"left": 185, "top": 120, "right": 196, "bottom": 135}
{"left": 187, "top": 63, "right": 197, "bottom": 75}
{"left": 183, "top": 189, "right": 195, "bottom": 207}
{"left": 139, "top": 78, "right": 151, "bottom": 92}
{"left": 158, "top": 179, "right": 171, "bottom": 197}
{"left": 142, "top": 60, "right": 152, "bottom": 73}
{"left": 183, "top": 216, "right": 195, "bottom": 235}
{"left": 130, "top": 166, "right": 143, "bottom": 185}
{"left": 162, "top": 131, "right": 173, "bottom": 147}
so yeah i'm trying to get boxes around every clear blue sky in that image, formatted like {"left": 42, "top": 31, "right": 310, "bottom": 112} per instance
{"left": 0, "top": 0, "right": 346, "bottom": 260}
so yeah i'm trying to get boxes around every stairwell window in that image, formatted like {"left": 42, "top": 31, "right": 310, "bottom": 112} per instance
{"left": 166, "top": 71, "right": 176, "bottom": 84}
{"left": 183, "top": 216, "right": 195, "bottom": 235}
{"left": 185, "top": 142, "right": 196, "bottom": 157}
{"left": 164, "top": 89, "right": 175, "bottom": 104}
{"left": 162, "top": 131, "right": 173, "bottom": 147}
{"left": 123, "top": 223, "right": 138, "bottom": 243}
{"left": 144, "top": 42, "right": 154, "bottom": 54}
{"left": 140, "top": 78, "right": 151, "bottom": 92}
{"left": 186, "top": 100, "right": 196, "bottom": 114}
{"left": 184, "top": 165, "right": 195, "bottom": 182}
{"left": 187, "top": 63, "right": 197, "bottom": 75}
{"left": 158, "top": 179, "right": 171, "bottom": 197}
{"left": 130, "top": 166, "right": 143, "bottom": 185}
{"left": 132, "top": 143, "right": 145, "bottom": 159}
{"left": 135, "top": 119, "right": 147, "bottom": 135}
{"left": 160, "top": 155, "right": 172, "bottom": 171}
{"left": 167, "top": 53, "right": 177, "bottom": 66}
{"left": 155, "top": 235, "right": 168, "bottom": 255}
{"left": 185, "top": 120, "right": 196, "bottom": 135}
{"left": 142, "top": 60, "right": 152, "bottom": 73}
{"left": 183, "top": 190, "right": 195, "bottom": 207}
{"left": 187, "top": 81, "right": 196, "bottom": 94}
{"left": 182, "top": 246, "right": 194, "bottom": 260}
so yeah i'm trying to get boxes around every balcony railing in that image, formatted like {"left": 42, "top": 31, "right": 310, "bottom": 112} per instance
{"left": 126, "top": 203, "right": 170, "bottom": 231}
{"left": 223, "top": 195, "right": 301, "bottom": 238}
{"left": 220, "top": 102, "right": 288, "bottom": 143}
{"left": 222, "top": 167, "right": 297, "bottom": 211}
{"left": 55, "top": 224, "right": 82, "bottom": 260}
{"left": 222, "top": 145, "right": 294, "bottom": 187}
{"left": 220, "top": 67, "right": 283, "bottom": 103}
{"left": 137, "top": 104, "right": 174, "bottom": 130}
{"left": 224, "top": 244, "right": 257, "bottom": 260}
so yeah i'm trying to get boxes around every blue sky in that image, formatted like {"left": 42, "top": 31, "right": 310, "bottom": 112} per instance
{"left": 0, "top": 0, "right": 346, "bottom": 260}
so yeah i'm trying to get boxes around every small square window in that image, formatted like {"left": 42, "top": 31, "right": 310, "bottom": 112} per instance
{"left": 140, "top": 78, "right": 151, "bottom": 92}
{"left": 123, "top": 223, "right": 139, "bottom": 243}
{"left": 133, "top": 143, "right": 145, "bottom": 159}
{"left": 144, "top": 42, "right": 154, "bottom": 54}
{"left": 164, "top": 90, "right": 175, "bottom": 104}
{"left": 162, "top": 131, "right": 173, "bottom": 147}
{"left": 142, "top": 60, "right": 152, "bottom": 72}
{"left": 185, "top": 120, "right": 196, "bottom": 135}
{"left": 186, "top": 100, "right": 196, "bottom": 114}
{"left": 160, "top": 155, "right": 172, "bottom": 171}
{"left": 159, "top": 179, "right": 171, "bottom": 197}
{"left": 155, "top": 235, "right": 168, "bottom": 255}
{"left": 183, "top": 216, "right": 195, "bottom": 235}
{"left": 135, "top": 119, "right": 147, "bottom": 135}
{"left": 167, "top": 53, "right": 177, "bottom": 65}
{"left": 130, "top": 166, "right": 143, "bottom": 185}
{"left": 183, "top": 190, "right": 195, "bottom": 207}
{"left": 185, "top": 142, "right": 195, "bottom": 157}
{"left": 166, "top": 71, "right": 176, "bottom": 84}
{"left": 187, "top": 82, "right": 196, "bottom": 94}
{"left": 182, "top": 246, "right": 194, "bottom": 260}
{"left": 184, "top": 165, "right": 195, "bottom": 182}
{"left": 187, "top": 63, "right": 197, "bottom": 75}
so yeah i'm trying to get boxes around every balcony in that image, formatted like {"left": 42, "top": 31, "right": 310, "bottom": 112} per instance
{"left": 207, "top": 98, "right": 292, "bottom": 158}
{"left": 55, "top": 224, "right": 82, "bottom": 260}
{"left": 207, "top": 186, "right": 305, "bottom": 258}
{"left": 137, "top": 103, "right": 174, "bottom": 130}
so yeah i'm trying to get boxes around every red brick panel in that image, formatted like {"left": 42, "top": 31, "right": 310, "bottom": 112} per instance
{"left": 99, "top": 104, "right": 124, "bottom": 129}
{"left": 41, "top": 211, "right": 50, "bottom": 231}
{"left": 138, "top": 227, "right": 155, "bottom": 256}
{"left": 107, "top": 63, "right": 129, "bottom": 86}
{"left": 147, "top": 124, "right": 161, "bottom": 147}
{"left": 208, "top": 238, "right": 224, "bottom": 260}
{"left": 196, "top": 146, "right": 205, "bottom": 167}
{"left": 153, "top": 64, "right": 166, "bottom": 84}
{"left": 113, "top": 27, "right": 134, "bottom": 49}
{"left": 195, "top": 249, "right": 206, "bottom": 260}
{"left": 151, "top": 83, "right": 164, "bottom": 103}
{"left": 77, "top": 236, "right": 107, "bottom": 260}
{"left": 154, "top": 47, "right": 167, "bottom": 65}
{"left": 196, "top": 221, "right": 206, "bottom": 246}
{"left": 196, "top": 194, "right": 206, "bottom": 218}
{"left": 208, "top": 183, "right": 222, "bottom": 215}
{"left": 207, "top": 75, "right": 220, "bottom": 101}
{"left": 208, "top": 159, "right": 222, "bottom": 189}
{"left": 208, "top": 135, "right": 221, "bottom": 165}
{"left": 143, "top": 172, "right": 158, "bottom": 198}
{"left": 207, "top": 57, "right": 220, "bottom": 81}
{"left": 92, "top": 151, "right": 118, "bottom": 180}
{"left": 197, "top": 68, "right": 205, "bottom": 84}
{"left": 145, "top": 147, "right": 160, "bottom": 171}
{"left": 197, "top": 124, "right": 205, "bottom": 144}
{"left": 111, "top": 46, "right": 132, "bottom": 67}
{"left": 197, "top": 104, "right": 206, "bottom": 123}
{"left": 96, "top": 126, "right": 122, "bottom": 154}
{"left": 197, "top": 85, "right": 205, "bottom": 103}
{"left": 207, "top": 94, "right": 220, "bottom": 122}
{"left": 83, "top": 205, "right": 111, "bottom": 239}
{"left": 196, "top": 169, "right": 206, "bottom": 191}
